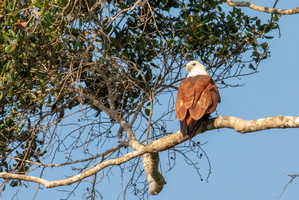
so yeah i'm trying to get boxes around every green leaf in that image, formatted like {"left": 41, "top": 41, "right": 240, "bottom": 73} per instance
{"left": 145, "top": 109, "right": 151, "bottom": 116}
{"left": 10, "top": 180, "right": 19, "bottom": 187}
{"left": 7, "top": 29, "right": 16, "bottom": 38}
{"left": 260, "top": 42, "right": 268, "bottom": 50}
{"left": 5, "top": 44, "right": 16, "bottom": 54}
{"left": 248, "top": 63, "right": 256, "bottom": 70}
{"left": 29, "top": 92, "right": 37, "bottom": 100}
{"left": 2, "top": 32, "right": 11, "bottom": 41}
{"left": 33, "top": 1, "right": 44, "bottom": 8}
{"left": 47, "top": 96, "right": 52, "bottom": 106}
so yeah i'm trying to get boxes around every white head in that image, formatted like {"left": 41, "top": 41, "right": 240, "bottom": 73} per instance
{"left": 186, "top": 60, "right": 208, "bottom": 77}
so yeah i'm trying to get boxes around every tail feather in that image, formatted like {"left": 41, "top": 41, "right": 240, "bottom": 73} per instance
{"left": 180, "top": 114, "right": 210, "bottom": 138}
{"left": 180, "top": 120, "right": 188, "bottom": 137}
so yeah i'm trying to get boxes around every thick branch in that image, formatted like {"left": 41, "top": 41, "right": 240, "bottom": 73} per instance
{"left": 227, "top": 0, "right": 299, "bottom": 15}
{"left": 143, "top": 153, "right": 166, "bottom": 195}
{"left": 77, "top": 89, "right": 163, "bottom": 193}
{"left": 0, "top": 116, "right": 298, "bottom": 191}
{"left": 210, "top": 115, "right": 299, "bottom": 134}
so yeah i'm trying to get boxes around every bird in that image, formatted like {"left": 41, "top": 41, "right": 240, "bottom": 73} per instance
{"left": 175, "top": 60, "right": 221, "bottom": 138}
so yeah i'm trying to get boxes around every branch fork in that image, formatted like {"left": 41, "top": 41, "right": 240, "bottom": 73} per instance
{"left": 1, "top": 115, "right": 299, "bottom": 194}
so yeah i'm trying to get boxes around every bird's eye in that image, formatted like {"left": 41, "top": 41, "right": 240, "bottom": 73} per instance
{"left": 192, "top": 63, "right": 196, "bottom": 66}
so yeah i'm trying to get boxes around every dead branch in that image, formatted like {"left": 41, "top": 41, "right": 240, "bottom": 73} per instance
{"left": 0, "top": 149, "right": 145, "bottom": 188}
{"left": 226, "top": 0, "right": 299, "bottom": 15}
{"left": 209, "top": 115, "right": 299, "bottom": 134}
{"left": 143, "top": 153, "right": 166, "bottom": 195}
{"left": 5, "top": 143, "right": 127, "bottom": 167}
{"left": 0, "top": 115, "right": 298, "bottom": 193}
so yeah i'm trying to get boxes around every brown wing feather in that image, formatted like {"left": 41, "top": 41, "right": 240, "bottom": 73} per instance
{"left": 176, "top": 75, "right": 208, "bottom": 120}
{"left": 175, "top": 75, "right": 220, "bottom": 137}
{"left": 205, "top": 82, "right": 221, "bottom": 113}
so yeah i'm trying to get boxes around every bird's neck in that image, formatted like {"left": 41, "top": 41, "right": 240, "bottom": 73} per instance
{"left": 187, "top": 67, "right": 208, "bottom": 77}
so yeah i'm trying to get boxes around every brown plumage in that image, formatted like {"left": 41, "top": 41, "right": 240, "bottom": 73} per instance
{"left": 176, "top": 61, "right": 220, "bottom": 138}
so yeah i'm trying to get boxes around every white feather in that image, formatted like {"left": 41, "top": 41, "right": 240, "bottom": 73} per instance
{"left": 186, "top": 60, "right": 208, "bottom": 77}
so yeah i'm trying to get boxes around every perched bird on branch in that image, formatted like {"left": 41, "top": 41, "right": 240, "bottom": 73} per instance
{"left": 176, "top": 61, "right": 221, "bottom": 138}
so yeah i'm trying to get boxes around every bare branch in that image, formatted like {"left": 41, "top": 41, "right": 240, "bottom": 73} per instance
{"left": 226, "top": 0, "right": 299, "bottom": 15}
{"left": 277, "top": 173, "right": 299, "bottom": 198}
{"left": 108, "top": 0, "right": 144, "bottom": 22}
{"left": 143, "top": 153, "right": 166, "bottom": 195}
{"left": 209, "top": 115, "right": 299, "bottom": 134}
{"left": 0, "top": 148, "right": 145, "bottom": 188}
{"left": 76, "top": 88, "right": 143, "bottom": 145}
{"left": 1, "top": 115, "right": 298, "bottom": 193}
{"left": 5, "top": 143, "right": 127, "bottom": 167}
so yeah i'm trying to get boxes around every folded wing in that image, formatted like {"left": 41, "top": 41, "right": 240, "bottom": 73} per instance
{"left": 176, "top": 75, "right": 220, "bottom": 137}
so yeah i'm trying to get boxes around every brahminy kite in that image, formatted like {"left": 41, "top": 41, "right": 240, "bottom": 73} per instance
{"left": 175, "top": 61, "right": 221, "bottom": 138}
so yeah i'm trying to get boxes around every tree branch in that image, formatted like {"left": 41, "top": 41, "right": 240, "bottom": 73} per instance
{"left": 77, "top": 89, "right": 144, "bottom": 149}
{"left": 5, "top": 143, "right": 127, "bottom": 167}
{"left": 108, "top": 0, "right": 144, "bottom": 22}
{"left": 0, "top": 149, "right": 146, "bottom": 188}
{"left": 143, "top": 153, "right": 166, "bottom": 195}
{"left": 0, "top": 116, "right": 298, "bottom": 192}
{"left": 210, "top": 115, "right": 299, "bottom": 134}
{"left": 226, "top": 0, "right": 299, "bottom": 15}
{"left": 76, "top": 88, "right": 165, "bottom": 194}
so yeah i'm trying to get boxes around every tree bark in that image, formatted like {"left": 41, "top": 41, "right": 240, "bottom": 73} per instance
{"left": 0, "top": 116, "right": 298, "bottom": 193}
{"left": 143, "top": 153, "right": 166, "bottom": 195}
{"left": 227, "top": 0, "right": 299, "bottom": 15}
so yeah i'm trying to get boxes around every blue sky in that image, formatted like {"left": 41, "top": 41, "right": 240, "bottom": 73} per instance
{"left": 2, "top": 1, "right": 299, "bottom": 200}
{"left": 158, "top": 2, "right": 299, "bottom": 199}
{"left": 157, "top": 2, "right": 299, "bottom": 199}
